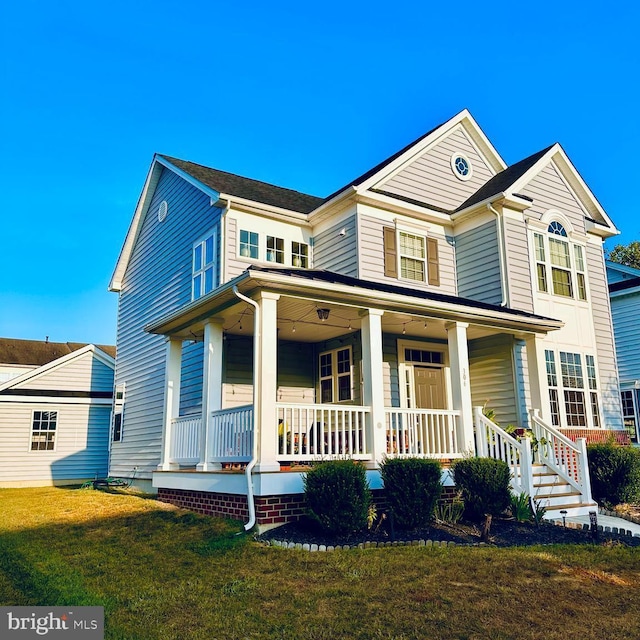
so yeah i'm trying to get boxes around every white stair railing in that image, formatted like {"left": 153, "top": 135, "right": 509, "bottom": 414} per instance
{"left": 529, "top": 409, "right": 593, "bottom": 504}
{"left": 473, "top": 406, "right": 535, "bottom": 498}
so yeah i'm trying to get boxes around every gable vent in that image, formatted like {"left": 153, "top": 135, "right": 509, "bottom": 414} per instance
{"left": 158, "top": 200, "right": 168, "bottom": 222}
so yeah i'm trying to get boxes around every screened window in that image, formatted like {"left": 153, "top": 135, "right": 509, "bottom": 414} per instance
{"left": 31, "top": 411, "right": 57, "bottom": 451}
{"left": 239, "top": 230, "right": 259, "bottom": 259}
{"left": 291, "top": 241, "right": 308, "bottom": 268}
{"left": 399, "top": 232, "right": 426, "bottom": 282}
{"left": 193, "top": 232, "right": 216, "bottom": 300}
{"left": 319, "top": 347, "right": 352, "bottom": 403}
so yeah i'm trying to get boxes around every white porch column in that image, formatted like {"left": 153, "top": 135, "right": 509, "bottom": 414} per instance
{"left": 360, "top": 309, "right": 386, "bottom": 467}
{"left": 197, "top": 319, "right": 224, "bottom": 471}
{"left": 445, "top": 321, "right": 474, "bottom": 453}
{"left": 158, "top": 337, "right": 182, "bottom": 471}
{"left": 525, "top": 334, "right": 551, "bottom": 425}
{"left": 254, "top": 291, "right": 280, "bottom": 472}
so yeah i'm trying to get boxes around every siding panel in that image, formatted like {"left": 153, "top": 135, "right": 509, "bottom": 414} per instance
{"left": 503, "top": 216, "right": 535, "bottom": 313}
{"left": 313, "top": 215, "right": 358, "bottom": 276}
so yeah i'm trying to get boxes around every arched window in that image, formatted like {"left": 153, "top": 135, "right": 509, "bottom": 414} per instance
{"left": 533, "top": 220, "right": 587, "bottom": 300}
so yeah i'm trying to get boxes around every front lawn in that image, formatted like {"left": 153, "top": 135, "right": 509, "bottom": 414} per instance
{"left": 1, "top": 487, "right": 639, "bottom": 639}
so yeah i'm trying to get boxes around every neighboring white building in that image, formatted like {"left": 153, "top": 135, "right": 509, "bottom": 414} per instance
{"left": 0, "top": 338, "right": 115, "bottom": 487}
{"left": 109, "top": 110, "right": 625, "bottom": 529}
{"left": 607, "top": 260, "right": 640, "bottom": 444}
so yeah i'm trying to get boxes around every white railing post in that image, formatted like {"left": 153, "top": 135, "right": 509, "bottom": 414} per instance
{"left": 473, "top": 406, "right": 487, "bottom": 457}
{"left": 577, "top": 437, "right": 593, "bottom": 504}
{"left": 198, "top": 319, "right": 224, "bottom": 471}
{"left": 158, "top": 337, "right": 182, "bottom": 471}
{"left": 520, "top": 436, "right": 536, "bottom": 498}
{"left": 361, "top": 309, "right": 386, "bottom": 468}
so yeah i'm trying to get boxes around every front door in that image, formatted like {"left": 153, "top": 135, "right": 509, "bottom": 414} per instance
{"left": 414, "top": 366, "right": 446, "bottom": 410}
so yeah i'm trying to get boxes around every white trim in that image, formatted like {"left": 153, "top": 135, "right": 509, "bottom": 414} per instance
{"left": 318, "top": 345, "right": 354, "bottom": 403}
{"left": 397, "top": 339, "right": 449, "bottom": 409}
{"left": 0, "top": 396, "right": 112, "bottom": 405}
{"left": 0, "top": 345, "right": 114, "bottom": 393}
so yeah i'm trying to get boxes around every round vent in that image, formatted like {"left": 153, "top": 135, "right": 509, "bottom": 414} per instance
{"left": 450, "top": 153, "right": 473, "bottom": 181}
{"left": 158, "top": 200, "right": 168, "bottom": 222}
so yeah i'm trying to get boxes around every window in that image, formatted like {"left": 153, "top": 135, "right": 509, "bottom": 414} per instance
{"left": 292, "top": 241, "right": 308, "bottom": 268}
{"left": 239, "top": 230, "right": 259, "bottom": 259}
{"left": 113, "top": 383, "right": 125, "bottom": 443}
{"left": 404, "top": 349, "right": 443, "bottom": 364}
{"left": 267, "top": 236, "right": 284, "bottom": 264}
{"left": 31, "top": 411, "right": 57, "bottom": 451}
{"left": 546, "top": 350, "right": 601, "bottom": 428}
{"left": 450, "top": 152, "right": 473, "bottom": 181}
{"left": 621, "top": 390, "right": 639, "bottom": 444}
{"left": 532, "top": 221, "right": 587, "bottom": 300}
{"left": 383, "top": 228, "right": 440, "bottom": 285}
{"left": 193, "top": 232, "right": 217, "bottom": 300}
{"left": 319, "top": 347, "right": 352, "bottom": 403}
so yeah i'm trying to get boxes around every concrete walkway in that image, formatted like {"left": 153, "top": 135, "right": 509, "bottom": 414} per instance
{"left": 561, "top": 512, "right": 640, "bottom": 537}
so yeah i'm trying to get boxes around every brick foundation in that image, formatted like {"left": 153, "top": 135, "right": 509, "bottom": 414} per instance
{"left": 560, "top": 428, "right": 631, "bottom": 446}
{"left": 157, "top": 488, "right": 306, "bottom": 528}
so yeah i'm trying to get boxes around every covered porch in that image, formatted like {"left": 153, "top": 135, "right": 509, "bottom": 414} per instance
{"left": 148, "top": 267, "right": 563, "bottom": 474}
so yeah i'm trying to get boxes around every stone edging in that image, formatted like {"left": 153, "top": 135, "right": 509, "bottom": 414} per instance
{"left": 260, "top": 539, "right": 465, "bottom": 551}
{"left": 547, "top": 513, "right": 640, "bottom": 539}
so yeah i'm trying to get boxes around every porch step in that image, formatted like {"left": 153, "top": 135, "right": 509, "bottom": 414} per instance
{"left": 542, "top": 502, "right": 599, "bottom": 519}
{"left": 529, "top": 464, "right": 597, "bottom": 519}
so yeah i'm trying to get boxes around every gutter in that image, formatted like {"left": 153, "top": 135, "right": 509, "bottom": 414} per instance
{"left": 487, "top": 203, "right": 509, "bottom": 307}
{"left": 232, "top": 285, "right": 259, "bottom": 531}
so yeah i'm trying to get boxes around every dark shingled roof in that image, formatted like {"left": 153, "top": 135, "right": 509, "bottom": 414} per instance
{"left": 609, "top": 276, "right": 640, "bottom": 293}
{"left": 160, "top": 155, "right": 324, "bottom": 214}
{"left": 0, "top": 338, "right": 116, "bottom": 366}
{"left": 454, "top": 145, "right": 554, "bottom": 212}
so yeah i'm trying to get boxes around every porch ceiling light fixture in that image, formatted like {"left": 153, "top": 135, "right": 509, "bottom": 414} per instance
{"left": 317, "top": 308, "right": 330, "bottom": 321}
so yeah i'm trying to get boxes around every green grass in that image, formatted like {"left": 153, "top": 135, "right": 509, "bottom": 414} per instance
{"left": 1, "top": 487, "right": 640, "bottom": 639}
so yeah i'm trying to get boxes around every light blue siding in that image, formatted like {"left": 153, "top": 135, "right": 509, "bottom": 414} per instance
{"left": 611, "top": 292, "right": 640, "bottom": 385}
{"left": 455, "top": 220, "right": 502, "bottom": 305}
{"left": 313, "top": 216, "right": 358, "bottom": 276}
{"left": 111, "top": 167, "right": 223, "bottom": 478}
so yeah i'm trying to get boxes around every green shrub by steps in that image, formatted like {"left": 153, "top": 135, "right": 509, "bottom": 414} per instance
{"left": 303, "top": 460, "right": 371, "bottom": 534}
{"left": 587, "top": 443, "right": 640, "bottom": 506}
{"left": 452, "top": 457, "right": 512, "bottom": 521}
{"left": 380, "top": 457, "right": 443, "bottom": 529}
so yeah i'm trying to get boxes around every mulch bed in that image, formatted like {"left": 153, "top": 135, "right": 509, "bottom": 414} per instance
{"left": 258, "top": 516, "right": 640, "bottom": 549}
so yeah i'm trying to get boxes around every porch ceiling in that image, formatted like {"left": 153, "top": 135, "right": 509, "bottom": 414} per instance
{"left": 145, "top": 267, "right": 563, "bottom": 341}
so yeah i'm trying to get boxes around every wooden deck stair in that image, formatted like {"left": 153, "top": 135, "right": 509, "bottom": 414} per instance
{"left": 531, "top": 464, "right": 597, "bottom": 518}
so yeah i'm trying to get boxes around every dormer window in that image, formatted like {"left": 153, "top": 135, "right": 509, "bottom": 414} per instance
{"left": 533, "top": 220, "right": 587, "bottom": 301}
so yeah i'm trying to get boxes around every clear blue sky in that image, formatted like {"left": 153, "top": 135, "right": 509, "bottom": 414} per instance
{"left": 1, "top": 1, "right": 638, "bottom": 346}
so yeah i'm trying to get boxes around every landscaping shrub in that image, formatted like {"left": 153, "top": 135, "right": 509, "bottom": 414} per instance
{"left": 380, "top": 457, "right": 443, "bottom": 529}
{"left": 587, "top": 443, "right": 640, "bottom": 506}
{"left": 452, "top": 457, "right": 512, "bottom": 521}
{"left": 303, "top": 460, "right": 371, "bottom": 534}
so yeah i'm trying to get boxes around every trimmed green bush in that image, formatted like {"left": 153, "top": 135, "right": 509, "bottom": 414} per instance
{"left": 380, "top": 457, "right": 443, "bottom": 529}
{"left": 452, "top": 457, "right": 512, "bottom": 521}
{"left": 303, "top": 460, "right": 371, "bottom": 534}
{"left": 587, "top": 443, "right": 640, "bottom": 506}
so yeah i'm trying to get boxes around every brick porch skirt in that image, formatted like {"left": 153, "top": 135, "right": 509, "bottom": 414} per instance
{"left": 560, "top": 428, "right": 631, "bottom": 446}
{"left": 157, "top": 484, "right": 461, "bottom": 528}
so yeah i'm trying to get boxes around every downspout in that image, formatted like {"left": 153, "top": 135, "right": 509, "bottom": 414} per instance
{"left": 487, "top": 203, "right": 508, "bottom": 307}
{"left": 232, "top": 285, "right": 259, "bottom": 531}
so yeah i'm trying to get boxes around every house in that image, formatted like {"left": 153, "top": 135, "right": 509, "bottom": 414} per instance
{"left": 607, "top": 260, "right": 640, "bottom": 444}
{"left": 109, "top": 110, "right": 625, "bottom": 530}
{"left": 0, "top": 338, "right": 115, "bottom": 487}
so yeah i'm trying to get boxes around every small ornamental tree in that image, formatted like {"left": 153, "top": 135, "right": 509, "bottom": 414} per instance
{"left": 380, "top": 457, "right": 443, "bottom": 530}
{"left": 303, "top": 460, "right": 371, "bottom": 535}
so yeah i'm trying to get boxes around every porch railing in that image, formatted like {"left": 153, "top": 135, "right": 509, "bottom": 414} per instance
{"left": 385, "top": 408, "right": 463, "bottom": 458}
{"left": 276, "top": 403, "right": 371, "bottom": 462}
{"left": 530, "top": 409, "right": 593, "bottom": 501}
{"left": 473, "top": 407, "right": 535, "bottom": 497}
{"left": 209, "top": 405, "right": 253, "bottom": 463}
{"left": 169, "top": 415, "right": 202, "bottom": 465}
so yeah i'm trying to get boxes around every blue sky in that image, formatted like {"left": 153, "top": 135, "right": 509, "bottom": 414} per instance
{"left": 1, "top": 1, "right": 638, "bottom": 346}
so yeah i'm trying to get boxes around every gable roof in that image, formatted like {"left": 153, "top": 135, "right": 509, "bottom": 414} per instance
{"left": 0, "top": 338, "right": 116, "bottom": 367}
{"left": 160, "top": 156, "right": 324, "bottom": 214}
{"left": 455, "top": 145, "right": 553, "bottom": 212}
